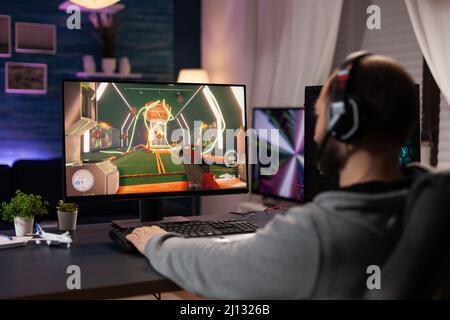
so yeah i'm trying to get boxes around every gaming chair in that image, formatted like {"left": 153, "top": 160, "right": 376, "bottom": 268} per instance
{"left": 364, "top": 172, "right": 450, "bottom": 299}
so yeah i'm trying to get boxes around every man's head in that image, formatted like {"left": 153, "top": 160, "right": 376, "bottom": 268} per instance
{"left": 314, "top": 53, "right": 419, "bottom": 177}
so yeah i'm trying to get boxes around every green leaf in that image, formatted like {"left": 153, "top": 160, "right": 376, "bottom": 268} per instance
{"left": 0, "top": 190, "right": 48, "bottom": 222}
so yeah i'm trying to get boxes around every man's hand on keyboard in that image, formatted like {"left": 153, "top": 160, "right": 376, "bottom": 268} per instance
{"left": 126, "top": 226, "right": 167, "bottom": 254}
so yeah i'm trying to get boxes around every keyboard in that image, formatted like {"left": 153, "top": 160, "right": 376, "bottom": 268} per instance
{"left": 109, "top": 219, "right": 259, "bottom": 253}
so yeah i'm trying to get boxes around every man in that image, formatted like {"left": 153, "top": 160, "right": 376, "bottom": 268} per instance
{"left": 126, "top": 53, "right": 421, "bottom": 299}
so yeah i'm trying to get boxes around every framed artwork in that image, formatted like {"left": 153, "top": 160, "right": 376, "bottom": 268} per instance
{"left": 0, "top": 15, "right": 11, "bottom": 57}
{"left": 15, "top": 22, "right": 56, "bottom": 54}
{"left": 5, "top": 62, "right": 48, "bottom": 94}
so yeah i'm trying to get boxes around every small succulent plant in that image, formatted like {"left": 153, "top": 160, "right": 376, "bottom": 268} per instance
{"left": 56, "top": 200, "right": 78, "bottom": 213}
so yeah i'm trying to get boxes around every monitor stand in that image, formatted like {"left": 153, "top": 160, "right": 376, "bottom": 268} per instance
{"left": 111, "top": 199, "right": 188, "bottom": 229}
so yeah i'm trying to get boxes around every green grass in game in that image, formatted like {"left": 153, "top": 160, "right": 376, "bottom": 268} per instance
{"left": 113, "top": 150, "right": 187, "bottom": 186}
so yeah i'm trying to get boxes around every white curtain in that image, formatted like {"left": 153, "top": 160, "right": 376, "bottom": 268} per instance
{"left": 405, "top": 0, "right": 450, "bottom": 105}
{"left": 252, "top": 0, "right": 343, "bottom": 106}
{"left": 202, "top": 0, "right": 343, "bottom": 107}
{"left": 201, "top": 0, "right": 258, "bottom": 99}
{"left": 201, "top": 0, "right": 343, "bottom": 214}
{"left": 405, "top": 0, "right": 450, "bottom": 168}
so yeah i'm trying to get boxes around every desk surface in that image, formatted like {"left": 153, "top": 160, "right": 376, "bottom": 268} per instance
{"left": 0, "top": 211, "right": 278, "bottom": 299}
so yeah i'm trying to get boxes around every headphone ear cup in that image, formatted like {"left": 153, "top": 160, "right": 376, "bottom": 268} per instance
{"left": 338, "top": 96, "right": 360, "bottom": 142}
{"left": 328, "top": 102, "right": 343, "bottom": 136}
{"left": 328, "top": 96, "right": 361, "bottom": 142}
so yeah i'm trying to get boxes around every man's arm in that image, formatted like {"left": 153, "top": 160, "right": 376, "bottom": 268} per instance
{"left": 143, "top": 208, "right": 321, "bottom": 299}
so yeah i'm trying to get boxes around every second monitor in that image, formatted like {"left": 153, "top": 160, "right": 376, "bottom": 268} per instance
{"left": 251, "top": 86, "right": 421, "bottom": 204}
{"left": 252, "top": 107, "right": 305, "bottom": 202}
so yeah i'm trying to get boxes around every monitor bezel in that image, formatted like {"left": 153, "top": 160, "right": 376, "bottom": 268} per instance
{"left": 251, "top": 106, "right": 306, "bottom": 203}
{"left": 61, "top": 79, "right": 249, "bottom": 202}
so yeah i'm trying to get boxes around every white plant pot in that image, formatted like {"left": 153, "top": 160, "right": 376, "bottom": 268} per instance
{"left": 119, "top": 57, "right": 131, "bottom": 75}
{"left": 14, "top": 217, "right": 34, "bottom": 237}
{"left": 58, "top": 210, "right": 78, "bottom": 231}
{"left": 82, "top": 54, "right": 96, "bottom": 73}
{"left": 102, "top": 57, "right": 116, "bottom": 74}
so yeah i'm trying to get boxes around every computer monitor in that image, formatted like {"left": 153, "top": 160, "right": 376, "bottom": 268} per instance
{"left": 304, "top": 85, "right": 421, "bottom": 202}
{"left": 62, "top": 80, "right": 248, "bottom": 223}
{"left": 252, "top": 108, "right": 305, "bottom": 202}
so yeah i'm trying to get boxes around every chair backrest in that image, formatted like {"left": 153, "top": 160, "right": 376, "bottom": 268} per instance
{"left": 365, "top": 173, "right": 450, "bottom": 299}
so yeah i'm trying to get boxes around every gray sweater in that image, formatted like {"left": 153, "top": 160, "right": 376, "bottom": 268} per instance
{"left": 144, "top": 189, "right": 408, "bottom": 299}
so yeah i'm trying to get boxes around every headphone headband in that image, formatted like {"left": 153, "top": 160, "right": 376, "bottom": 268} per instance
{"left": 340, "top": 51, "right": 372, "bottom": 69}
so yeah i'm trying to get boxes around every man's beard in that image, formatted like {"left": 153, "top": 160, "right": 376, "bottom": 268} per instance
{"left": 317, "top": 138, "right": 348, "bottom": 178}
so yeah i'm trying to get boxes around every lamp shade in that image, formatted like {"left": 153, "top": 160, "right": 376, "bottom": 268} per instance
{"left": 177, "top": 69, "right": 210, "bottom": 83}
{"left": 69, "top": 0, "right": 120, "bottom": 9}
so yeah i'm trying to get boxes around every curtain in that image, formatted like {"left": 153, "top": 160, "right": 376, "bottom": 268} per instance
{"left": 405, "top": 0, "right": 450, "bottom": 168}
{"left": 202, "top": 0, "right": 343, "bottom": 107}
{"left": 201, "top": 0, "right": 258, "bottom": 101}
{"left": 251, "top": 0, "right": 343, "bottom": 106}
{"left": 405, "top": 0, "right": 450, "bottom": 105}
{"left": 201, "top": 0, "right": 343, "bottom": 214}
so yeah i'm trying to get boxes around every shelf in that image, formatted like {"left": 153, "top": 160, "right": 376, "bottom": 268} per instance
{"left": 76, "top": 72, "right": 143, "bottom": 79}
{"left": 58, "top": 1, "right": 125, "bottom": 14}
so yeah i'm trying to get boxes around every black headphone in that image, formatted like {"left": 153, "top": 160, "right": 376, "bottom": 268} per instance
{"left": 327, "top": 51, "right": 373, "bottom": 142}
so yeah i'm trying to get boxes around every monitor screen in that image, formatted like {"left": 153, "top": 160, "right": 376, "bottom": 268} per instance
{"left": 252, "top": 108, "right": 305, "bottom": 202}
{"left": 62, "top": 80, "right": 248, "bottom": 200}
{"left": 304, "top": 85, "right": 421, "bottom": 202}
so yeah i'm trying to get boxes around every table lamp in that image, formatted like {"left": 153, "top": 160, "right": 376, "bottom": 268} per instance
{"left": 177, "top": 69, "right": 210, "bottom": 83}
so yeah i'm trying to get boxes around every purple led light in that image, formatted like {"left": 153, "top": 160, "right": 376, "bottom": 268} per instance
{"left": 0, "top": 141, "right": 60, "bottom": 166}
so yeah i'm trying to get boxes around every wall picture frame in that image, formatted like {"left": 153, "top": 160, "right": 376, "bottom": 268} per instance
{"left": 15, "top": 22, "right": 56, "bottom": 54}
{"left": 0, "top": 15, "right": 11, "bottom": 57}
{"left": 5, "top": 62, "right": 48, "bottom": 94}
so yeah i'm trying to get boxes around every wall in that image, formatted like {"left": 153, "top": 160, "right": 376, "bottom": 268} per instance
{"left": 174, "top": 0, "right": 201, "bottom": 78}
{"left": 0, "top": 0, "right": 174, "bottom": 166}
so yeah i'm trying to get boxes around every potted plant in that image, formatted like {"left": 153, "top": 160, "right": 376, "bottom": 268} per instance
{"left": 0, "top": 190, "right": 48, "bottom": 236}
{"left": 89, "top": 12, "right": 119, "bottom": 74}
{"left": 56, "top": 200, "right": 79, "bottom": 231}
